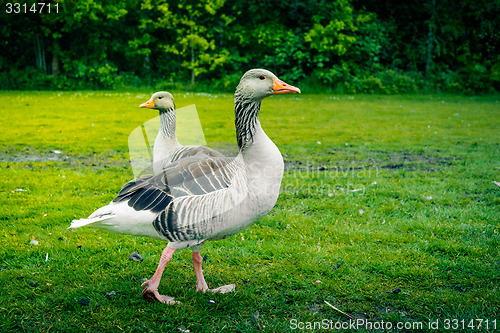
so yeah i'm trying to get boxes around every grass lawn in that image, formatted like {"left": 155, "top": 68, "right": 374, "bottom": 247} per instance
{"left": 0, "top": 91, "right": 499, "bottom": 332}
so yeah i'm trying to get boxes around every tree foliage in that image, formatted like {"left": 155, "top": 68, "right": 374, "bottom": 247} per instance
{"left": 1, "top": 0, "right": 498, "bottom": 93}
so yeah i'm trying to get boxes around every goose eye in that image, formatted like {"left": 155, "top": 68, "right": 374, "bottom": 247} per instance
{"left": 158, "top": 96, "right": 163, "bottom": 100}
{"left": 259, "top": 75, "right": 265, "bottom": 80}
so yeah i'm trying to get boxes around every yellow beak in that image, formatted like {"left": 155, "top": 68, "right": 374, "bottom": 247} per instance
{"left": 139, "top": 98, "right": 155, "bottom": 108}
{"left": 272, "top": 77, "right": 301, "bottom": 94}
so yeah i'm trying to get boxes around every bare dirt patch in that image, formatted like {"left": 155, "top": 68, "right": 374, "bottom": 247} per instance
{"left": 285, "top": 150, "right": 459, "bottom": 173}
{"left": 0, "top": 146, "right": 130, "bottom": 170}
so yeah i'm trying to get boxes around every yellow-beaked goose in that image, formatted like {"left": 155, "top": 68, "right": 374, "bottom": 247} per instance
{"left": 70, "top": 69, "right": 300, "bottom": 303}
{"left": 139, "top": 91, "right": 225, "bottom": 173}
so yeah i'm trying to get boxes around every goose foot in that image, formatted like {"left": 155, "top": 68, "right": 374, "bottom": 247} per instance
{"left": 141, "top": 246, "right": 178, "bottom": 304}
{"left": 209, "top": 284, "right": 236, "bottom": 294}
{"left": 191, "top": 252, "right": 235, "bottom": 294}
{"left": 141, "top": 283, "right": 180, "bottom": 304}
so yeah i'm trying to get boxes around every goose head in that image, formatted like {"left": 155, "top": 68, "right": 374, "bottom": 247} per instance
{"left": 235, "top": 69, "right": 301, "bottom": 101}
{"left": 140, "top": 92, "right": 176, "bottom": 112}
{"left": 234, "top": 69, "right": 300, "bottom": 149}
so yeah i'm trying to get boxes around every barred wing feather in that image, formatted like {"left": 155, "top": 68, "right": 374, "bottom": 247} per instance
{"left": 113, "top": 156, "right": 240, "bottom": 215}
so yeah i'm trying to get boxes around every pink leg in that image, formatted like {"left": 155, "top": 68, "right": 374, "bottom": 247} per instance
{"left": 192, "top": 252, "right": 209, "bottom": 292}
{"left": 141, "top": 246, "right": 178, "bottom": 304}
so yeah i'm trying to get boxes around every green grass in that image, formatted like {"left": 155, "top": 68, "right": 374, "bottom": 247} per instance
{"left": 0, "top": 91, "right": 499, "bottom": 332}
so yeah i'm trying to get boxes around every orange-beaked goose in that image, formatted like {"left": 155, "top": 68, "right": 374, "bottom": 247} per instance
{"left": 70, "top": 69, "right": 301, "bottom": 303}
{"left": 139, "top": 91, "right": 225, "bottom": 173}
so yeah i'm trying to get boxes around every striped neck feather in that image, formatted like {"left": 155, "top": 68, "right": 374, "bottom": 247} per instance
{"left": 159, "top": 107, "right": 177, "bottom": 140}
{"left": 234, "top": 94, "right": 261, "bottom": 150}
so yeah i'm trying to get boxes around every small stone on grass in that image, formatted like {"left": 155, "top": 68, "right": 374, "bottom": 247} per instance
{"left": 386, "top": 287, "right": 402, "bottom": 294}
{"left": 80, "top": 298, "right": 90, "bottom": 306}
{"left": 129, "top": 251, "right": 143, "bottom": 262}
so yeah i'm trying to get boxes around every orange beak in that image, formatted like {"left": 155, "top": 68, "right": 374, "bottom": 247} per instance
{"left": 139, "top": 98, "right": 155, "bottom": 108}
{"left": 273, "top": 77, "right": 301, "bottom": 94}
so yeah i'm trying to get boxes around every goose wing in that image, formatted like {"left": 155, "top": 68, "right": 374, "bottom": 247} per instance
{"left": 113, "top": 155, "right": 238, "bottom": 214}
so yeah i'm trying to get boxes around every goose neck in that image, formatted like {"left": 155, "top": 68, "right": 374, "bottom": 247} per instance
{"left": 234, "top": 95, "right": 261, "bottom": 150}
{"left": 158, "top": 108, "right": 177, "bottom": 140}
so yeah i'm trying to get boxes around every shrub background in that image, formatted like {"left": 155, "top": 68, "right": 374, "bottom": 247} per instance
{"left": 1, "top": 0, "right": 499, "bottom": 93}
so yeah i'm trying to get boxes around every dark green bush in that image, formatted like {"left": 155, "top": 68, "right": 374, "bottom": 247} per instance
{"left": 1, "top": 0, "right": 497, "bottom": 93}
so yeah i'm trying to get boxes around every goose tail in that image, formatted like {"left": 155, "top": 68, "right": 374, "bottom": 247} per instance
{"left": 69, "top": 214, "right": 115, "bottom": 229}
{"left": 69, "top": 202, "right": 162, "bottom": 240}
